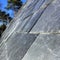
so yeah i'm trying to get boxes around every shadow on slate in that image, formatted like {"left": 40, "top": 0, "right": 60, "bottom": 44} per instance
{"left": 5, "top": 33, "right": 38, "bottom": 60}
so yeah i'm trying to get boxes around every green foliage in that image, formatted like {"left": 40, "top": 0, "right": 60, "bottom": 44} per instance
{"left": 6, "top": 0, "right": 22, "bottom": 11}
{"left": 0, "top": 9, "right": 12, "bottom": 36}
{"left": 0, "top": 24, "right": 6, "bottom": 31}
{"left": 0, "top": 0, "right": 23, "bottom": 36}
{"left": 0, "top": 10, "right": 12, "bottom": 22}
{"left": 0, "top": 24, "right": 6, "bottom": 37}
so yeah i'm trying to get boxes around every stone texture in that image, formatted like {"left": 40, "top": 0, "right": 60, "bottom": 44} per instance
{"left": 22, "top": 34, "right": 60, "bottom": 60}
{"left": 0, "top": 0, "right": 60, "bottom": 60}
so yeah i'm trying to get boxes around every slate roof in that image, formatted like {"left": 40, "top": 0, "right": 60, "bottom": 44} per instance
{"left": 0, "top": 0, "right": 60, "bottom": 60}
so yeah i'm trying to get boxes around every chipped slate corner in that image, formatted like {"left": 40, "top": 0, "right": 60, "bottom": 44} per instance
{"left": 0, "top": 0, "right": 60, "bottom": 60}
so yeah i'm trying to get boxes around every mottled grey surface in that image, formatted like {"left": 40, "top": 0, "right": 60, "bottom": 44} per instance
{"left": 0, "top": 0, "right": 60, "bottom": 60}
{"left": 6, "top": 33, "right": 38, "bottom": 60}
{"left": 22, "top": 34, "right": 60, "bottom": 60}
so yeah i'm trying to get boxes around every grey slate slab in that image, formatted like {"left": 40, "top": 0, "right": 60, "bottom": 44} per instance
{"left": 22, "top": 34, "right": 60, "bottom": 60}
{"left": 4, "top": 33, "right": 38, "bottom": 60}
{"left": 31, "top": 0, "right": 60, "bottom": 32}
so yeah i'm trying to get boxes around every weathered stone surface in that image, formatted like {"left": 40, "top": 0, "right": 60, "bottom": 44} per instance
{"left": 6, "top": 33, "right": 38, "bottom": 60}
{"left": 0, "top": 0, "right": 60, "bottom": 60}
{"left": 22, "top": 34, "right": 60, "bottom": 60}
